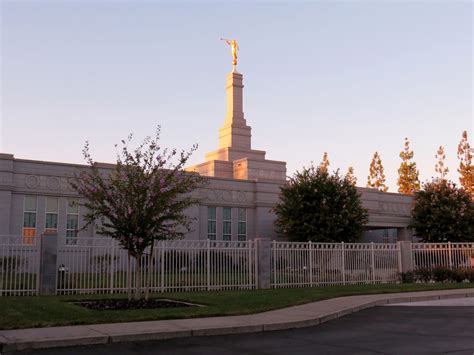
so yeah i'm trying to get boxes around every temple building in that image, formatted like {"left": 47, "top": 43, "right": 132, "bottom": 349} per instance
{"left": 0, "top": 68, "right": 414, "bottom": 243}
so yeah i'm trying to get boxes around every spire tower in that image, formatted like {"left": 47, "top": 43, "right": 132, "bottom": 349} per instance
{"left": 219, "top": 71, "right": 252, "bottom": 150}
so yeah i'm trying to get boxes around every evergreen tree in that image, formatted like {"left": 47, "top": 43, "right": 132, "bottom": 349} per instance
{"left": 457, "top": 130, "right": 473, "bottom": 198}
{"left": 274, "top": 165, "right": 368, "bottom": 242}
{"left": 435, "top": 145, "right": 449, "bottom": 180}
{"left": 411, "top": 179, "right": 474, "bottom": 242}
{"left": 345, "top": 166, "right": 357, "bottom": 186}
{"left": 367, "top": 151, "right": 388, "bottom": 192}
{"left": 397, "top": 137, "right": 420, "bottom": 194}
{"left": 319, "top": 152, "right": 330, "bottom": 173}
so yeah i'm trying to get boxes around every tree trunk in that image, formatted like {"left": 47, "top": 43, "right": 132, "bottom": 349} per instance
{"left": 134, "top": 253, "right": 142, "bottom": 300}
{"left": 145, "top": 240, "right": 155, "bottom": 301}
{"left": 127, "top": 252, "right": 132, "bottom": 301}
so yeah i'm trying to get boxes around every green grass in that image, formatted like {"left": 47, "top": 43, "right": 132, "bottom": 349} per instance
{"left": 1, "top": 283, "right": 473, "bottom": 330}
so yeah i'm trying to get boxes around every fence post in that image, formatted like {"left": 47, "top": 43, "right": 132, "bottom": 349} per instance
{"left": 255, "top": 238, "right": 271, "bottom": 289}
{"left": 206, "top": 239, "right": 210, "bottom": 291}
{"left": 398, "top": 241, "right": 413, "bottom": 273}
{"left": 160, "top": 241, "right": 164, "bottom": 293}
{"left": 370, "top": 242, "right": 375, "bottom": 284}
{"left": 39, "top": 231, "right": 58, "bottom": 295}
{"left": 448, "top": 242, "right": 453, "bottom": 269}
{"left": 247, "top": 241, "right": 252, "bottom": 288}
{"left": 272, "top": 240, "right": 276, "bottom": 287}
{"left": 309, "top": 241, "right": 313, "bottom": 287}
{"left": 341, "top": 242, "right": 346, "bottom": 285}
{"left": 109, "top": 241, "right": 115, "bottom": 294}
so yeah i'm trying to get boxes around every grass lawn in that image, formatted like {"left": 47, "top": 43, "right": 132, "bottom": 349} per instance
{"left": 1, "top": 283, "right": 473, "bottom": 330}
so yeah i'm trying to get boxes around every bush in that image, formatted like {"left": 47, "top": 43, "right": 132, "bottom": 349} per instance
{"left": 410, "top": 180, "right": 474, "bottom": 242}
{"left": 274, "top": 165, "right": 368, "bottom": 242}
{"left": 399, "top": 271, "right": 415, "bottom": 283}
{"left": 400, "top": 267, "right": 474, "bottom": 283}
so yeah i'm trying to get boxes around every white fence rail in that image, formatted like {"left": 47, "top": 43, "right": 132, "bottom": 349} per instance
{"left": 57, "top": 238, "right": 257, "bottom": 295}
{"left": 271, "top": 241, "right": 401, "bottom": 288}
{"left": 2, "top": 235, "right": 474, "bottom": 296}
{"left": 0, "top": 236, "right": 40, "bottom": 296}
{"left": 412, "top": 243, "right": 474, "bottom": 270}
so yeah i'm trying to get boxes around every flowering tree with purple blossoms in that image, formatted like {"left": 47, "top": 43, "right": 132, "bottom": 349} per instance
{"left": 71, "top": 126, "right": 205, "bottom": 300}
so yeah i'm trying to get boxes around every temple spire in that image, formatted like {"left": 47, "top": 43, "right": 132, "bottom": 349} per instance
{"left": 219, "top": 71, "right": 252, "bottom": 150}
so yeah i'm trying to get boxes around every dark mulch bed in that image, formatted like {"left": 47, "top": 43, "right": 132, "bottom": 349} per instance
{"left": 72, "top": 299, "right": 198, "bottom": 311}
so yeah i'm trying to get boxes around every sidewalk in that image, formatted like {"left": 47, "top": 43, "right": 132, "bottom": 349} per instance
{"left": 1, "top": 288, "right": 474, "bottom": 353}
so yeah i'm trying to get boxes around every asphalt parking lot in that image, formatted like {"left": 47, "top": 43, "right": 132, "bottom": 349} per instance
{"left": 15, "top": 298, "right": 474, "bottom": 355}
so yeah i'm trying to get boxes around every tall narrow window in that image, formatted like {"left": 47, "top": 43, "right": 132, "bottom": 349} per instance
{"left": 207, "top": 207, "right": 216, "bottom": 240}
{"left": 66, "top": 199, "right": 79, "bottom": 245}
{"left": 23, "top": 196, "right": 37, "bottom": 244}
{"left": 222, "top": 207, "right": 232, "bottom": 241}
{"left": 45, "top": 197, "right": 59, "bottom": 232}
{"left": 238, "top": 208, "right": 247, "bottom": 241}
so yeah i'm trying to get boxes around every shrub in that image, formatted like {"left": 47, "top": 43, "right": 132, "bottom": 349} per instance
{"left": 401, "top": 267, "right": 474, "bottom": 283}
{"left": 411, "top": 180, "right": 474, "bottom": 242}
{"left": 274, "top": 165, "right": 368, "bottom": 242}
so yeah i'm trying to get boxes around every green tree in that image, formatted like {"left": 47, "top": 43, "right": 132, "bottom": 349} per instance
{"left": 367, "top": 151, "right": 388, "bottom": 192}
{"left": 71, "top": 126, "right": 205, "bottom": 300}
{"left": 435, "top": 145, "right": 449, "bottom": 180}
{"left": 410, "top": 180, "right": 474, "bottom": 242}
{"left": 457, "top": 130, "right": 473, "bottom": 198}
{"left": 397, "top": 137, "right": 420, "bottom": 195}
{"left": 274, "top": 165, "right": 368, "bottom": 242}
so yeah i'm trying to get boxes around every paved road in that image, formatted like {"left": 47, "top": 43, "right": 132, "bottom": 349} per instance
{"left": 15, "top": 300, "right": 474, "bottom": 355}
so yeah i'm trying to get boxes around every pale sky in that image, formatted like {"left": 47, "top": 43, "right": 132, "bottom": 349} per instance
{"left": 1, "top": 0, "right": 472, "bottom": 191}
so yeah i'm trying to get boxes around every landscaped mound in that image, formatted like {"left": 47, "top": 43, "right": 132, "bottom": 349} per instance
{"left": 73, "top": 299, "right": 200, "bottom": 311}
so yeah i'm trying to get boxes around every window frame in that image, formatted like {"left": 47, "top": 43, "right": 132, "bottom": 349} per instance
{"left": 207, "top": 206, "right": 217, "bottom": 240}
{"left": 22, "top": 195, "right": 38, "bottom": 243}
{"left": 237, "top": 208, "right": 247, "bottom": 241}
{"left": 222, "top": 207, "right": 232, "bottom": 241}
{"left": 45, "top": 197, "right": 59, "bottom": 232}
{"left": 66, "top": 199, "right": 79, "bottom": 245}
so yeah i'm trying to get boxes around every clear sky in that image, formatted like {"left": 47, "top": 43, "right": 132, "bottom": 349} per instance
{"left": 1, "top": 1, "right": 472, "bottom": 191}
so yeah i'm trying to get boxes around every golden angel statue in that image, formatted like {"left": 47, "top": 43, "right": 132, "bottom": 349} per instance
{"left": 221, "top": 38, "right": 239, "bottom": 67}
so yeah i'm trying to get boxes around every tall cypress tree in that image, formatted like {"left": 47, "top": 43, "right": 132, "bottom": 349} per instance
{"left": 319, "top": 152, "right": 330, "bottom": 173}
{"left": 457, "top": 130, "right": 473, "bottom": 198}
{"left": 345, "top": 166, "right": 357, "bottom": 186}
{"left": 367, "top": 151, "right": 388, "bottom": 192}
{"left": 397, "top": 137, "right": 420, "bottom": 194}
{"left": 435, "top": 145, "right": 449, "bottom": 180}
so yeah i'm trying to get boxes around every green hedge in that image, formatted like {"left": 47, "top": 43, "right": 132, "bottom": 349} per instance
{"left": 400, "top": 267, "right": 474, "bottom": 283}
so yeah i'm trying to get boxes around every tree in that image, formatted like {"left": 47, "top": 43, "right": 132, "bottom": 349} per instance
{"left": 274, "top": 165, "right": 368, "bottom": 242}
{"left": 71, "top": 126, "right": 205, "bottom": 300}
{"left": 345, "top": 166, "right": 357, "bottom": 186}
{"left": 367, "top": 151, "right": 388, "bottom": 192}
{"left": 457, "top": 131, "right": 473, "bottom": 198}
{"left": 319, "top": 152, "right": 330, "bottom": 173}
{"left": 435, "top": 145, "right": 449, "bottom": 180}
{"left": 397, "top": 137, "right": 420, "bottom": 195}
{"left": 410, "top": 179, "right": 474, "bottom": 242}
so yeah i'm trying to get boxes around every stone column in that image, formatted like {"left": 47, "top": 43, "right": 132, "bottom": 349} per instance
{"left": 255, "top": 238, "right": 271, "bottom": 289}
{"left": 39, "top": 231, "right": 58, "bottom": 295}
{"left": 0, "top": 154, "right": 14, "bottom": 235}
{"left": 398, "top": 241, "right": 414, "bottom": 273}
{"left": 397, "top": 227, "right": 413, "bottom": 241}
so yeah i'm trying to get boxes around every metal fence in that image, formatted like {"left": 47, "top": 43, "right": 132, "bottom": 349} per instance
{"left": 271, "top": 241, "right": 401, "bottom": 288}
{"left": 2, "top": 235, "right": 474, "bottom": 296}
{"left": 56, "top": 238, "right": 257, "bottom": 295}
{"left": 0, "top": 236, "right": 40, "bottom": 296}
{"left": 411, "top": 242, "right": 474, "bottom": 270}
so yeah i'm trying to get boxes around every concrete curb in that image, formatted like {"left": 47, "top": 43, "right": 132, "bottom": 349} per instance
{"left": 1, "top": 289, "right": 473, "bottom": 353}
